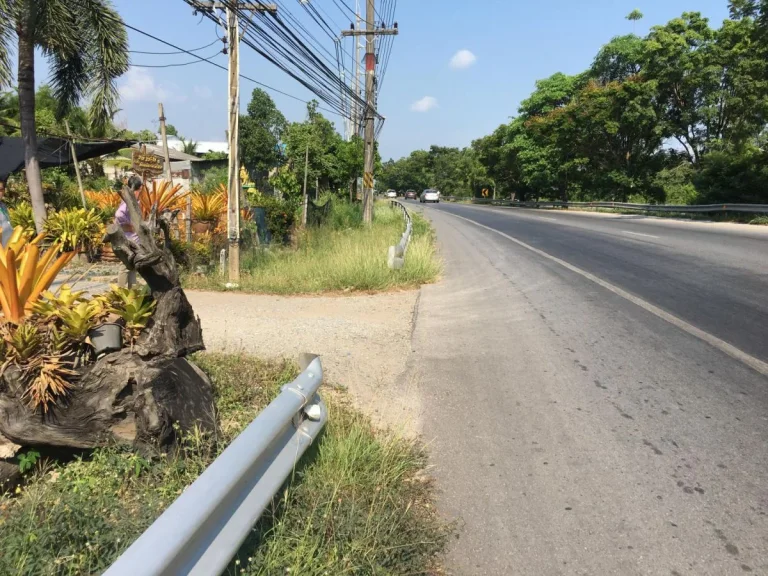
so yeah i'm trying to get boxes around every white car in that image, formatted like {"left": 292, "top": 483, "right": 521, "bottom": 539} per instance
{"left": 385, "top": 189, "right": 397, "bottom": 198}
{"left": 420, "top": 189, "right": 440, "bottom": 203}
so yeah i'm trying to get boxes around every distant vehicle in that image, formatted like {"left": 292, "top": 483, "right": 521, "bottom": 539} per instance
{"left": 385, "top": 189, "right": 397, "bottom": 198}
{"left": 420, "top": 189, "right": 440, "bottom": 203}
{"left": 405, "top": 190, "right": 417, "bottom": 200}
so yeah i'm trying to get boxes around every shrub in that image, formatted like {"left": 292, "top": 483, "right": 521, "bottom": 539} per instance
{"left": 249, "top": 194, "right": 297, "bottom": 244}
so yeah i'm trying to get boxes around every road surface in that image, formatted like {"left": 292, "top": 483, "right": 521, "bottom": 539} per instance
{"left": 408, "top": 202, "right": 768, "bottom": 575}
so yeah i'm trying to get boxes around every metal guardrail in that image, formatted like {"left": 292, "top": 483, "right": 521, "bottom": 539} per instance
{"left": 105, "top": 354, "right": 327, "bottom": 576}
{"left": 441, "top": 196, "right": 768, "bottom": 214}
{"left": 387, "top": 200, "right": 412, "bottom": 269}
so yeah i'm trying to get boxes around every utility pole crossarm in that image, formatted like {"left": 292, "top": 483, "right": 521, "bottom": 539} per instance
{"left": 341, "top": 29, "right": 398, "bottom": 36}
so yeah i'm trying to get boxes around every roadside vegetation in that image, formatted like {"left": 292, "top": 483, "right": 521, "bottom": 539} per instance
{"left": 380, "top": 3, "right": 768, "bottom": 210}
{"left": 184, "top": 200, "right": 441, "bottom": 294}
{"left": 0, "top": 353, "right": 449, "bottom": 575}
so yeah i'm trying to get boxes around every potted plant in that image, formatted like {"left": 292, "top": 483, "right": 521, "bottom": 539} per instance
{"left": 88, "top": 297, "right": 124, "bottom": 356}
{"left": 102, "top": 285, "right": 156, "bottom": 347}
{"left": 191, "top": 190, "right": 226, "bottom": 234}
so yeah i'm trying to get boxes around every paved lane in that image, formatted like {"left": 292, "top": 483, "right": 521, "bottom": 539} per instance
{"left": 425, "top": 201, "right": 768, "bottom": 365}
{"left": 407, "top": 203, "right": 768, "bottom": 575}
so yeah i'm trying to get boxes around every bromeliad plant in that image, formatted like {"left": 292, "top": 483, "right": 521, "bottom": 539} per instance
{"left": 102, "top": 285, "right": 156, "bottom": 344}
{"left": 44, "top": 208, "right": 103, "bottom": 253}
{"left": 8, "top": 202, "right": 36, "bottom": 239}
{"left": 0, "top": 226, "right": 76, "bottom": 324}
{"left": 139, "top": 180, "right": 189, "bottom": 218}
{"left": 191, "top": 188, "right": 227, "bottom": 222}
{"left": 0, "top": 321, "right": 78, "bottom": 413}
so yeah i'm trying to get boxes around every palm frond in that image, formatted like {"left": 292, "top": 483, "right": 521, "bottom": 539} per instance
{"left": 0, "top": 0, "right": 16, "bottom": 89}
{"left": 81, "top": 0, "right": 130, "bottom": 130}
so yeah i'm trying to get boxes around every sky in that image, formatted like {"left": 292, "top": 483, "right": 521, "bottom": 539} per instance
{"left": 34, "top": 0, "right": 732, "bottom": 160}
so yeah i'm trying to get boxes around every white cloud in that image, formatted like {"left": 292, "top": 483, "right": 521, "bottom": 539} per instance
{"left": 410, "top": 96, "right": 438, "bottom": 112}
{"left": 194, "top": 85, "right": 212, "bottom": 99}
{"left": 449, "top": 49, "right": 476, "bottom": 70}
{"left": 119, "top": 68, "right": 170, "bottom": 102}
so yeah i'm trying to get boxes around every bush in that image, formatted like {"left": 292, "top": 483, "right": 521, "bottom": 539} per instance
{"left": 250, "top": 194, "right": 297, "bottom": 244}
{"left": 694, "top": 147, "right": 768, "bottom": 204}
{"left": 653, "top": 163, "right": 699, "bottom": 205}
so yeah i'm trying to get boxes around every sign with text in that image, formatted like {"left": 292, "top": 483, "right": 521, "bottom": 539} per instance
{"left": 132, "top": 148, "right": 164, "bottom": 176}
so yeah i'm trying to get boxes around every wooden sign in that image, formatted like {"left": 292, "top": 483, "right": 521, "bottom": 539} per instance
{"left": 132, "top": 146, "right": 164, "bottom": 176}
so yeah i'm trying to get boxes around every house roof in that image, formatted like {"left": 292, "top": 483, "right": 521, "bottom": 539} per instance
{"left": 132, "top": 143, "right": 202, "bottom": 162}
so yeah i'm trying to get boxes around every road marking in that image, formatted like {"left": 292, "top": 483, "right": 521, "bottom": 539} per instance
{"left": 539, "top": 217, "right": 558, "bottom": 222}
{"left": 445, "top": 211, "right": 768, "bottom": 378}
{"left": 622, "top": 230, "right": 659, "bottom": 239}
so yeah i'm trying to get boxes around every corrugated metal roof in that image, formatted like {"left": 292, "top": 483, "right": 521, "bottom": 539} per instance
{"left": 131, "top": 143, "right": 202, "bottom": 162}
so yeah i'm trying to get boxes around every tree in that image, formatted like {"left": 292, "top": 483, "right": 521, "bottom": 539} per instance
{"left": 0, "top": 0, "right": 129, "bottom": 232}
{"left": 590, "top": 35, "right": 644, "bottom": 83}
{"left": 627, "top": 9, "right": 644, "bottom": 33}
{"left": 239, "top": 88, "right": 286, "bottom": 175}
{"left": 165, "top": 124, "right": 179, "bottom": 137}
{"left": 179, "top": 137, "right": 198, "bottom": 155}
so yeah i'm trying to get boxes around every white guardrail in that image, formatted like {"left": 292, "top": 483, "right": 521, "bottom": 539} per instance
{"left": 387, "top": 200, "right": 412, "bottom": 269}
{"left": 104, "top": 354, "right": 327, "bottom": 576}
{"left": 441, "top": 197, "right": 768, "bottom": 214}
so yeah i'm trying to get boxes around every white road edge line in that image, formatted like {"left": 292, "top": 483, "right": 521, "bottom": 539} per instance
{"left": 445, "top": 211, "right": 768, "bottom": 378}
{"left": 622, "top": 230, "right": 660, "bottom": 239}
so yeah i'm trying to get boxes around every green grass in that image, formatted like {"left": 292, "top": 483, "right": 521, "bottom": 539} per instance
{"left": 0, "top": 354, "right": 449, "bottom": 576}
{"left": 184, "top": 201, "right": 441, "bottom": 294}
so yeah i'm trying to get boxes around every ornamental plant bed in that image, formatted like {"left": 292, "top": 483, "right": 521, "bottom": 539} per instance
{"left": 0, "top": 177, "right": 210, "bottom": 490}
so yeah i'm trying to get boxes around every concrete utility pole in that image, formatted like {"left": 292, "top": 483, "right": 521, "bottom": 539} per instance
{"left": 302, "top": 143, "right": 309, "bottom": 226}
{"left": 226, "top": 7, "right": 240, "bottom": 282}
{"left": 192, "top": 1, "right": 277, "bottom": 282}
{"left": 158, "top": 103, "right": 173, "bottom": 184}
{"left": 64, "top": 120, "right": 87, "bottom": 209}
{"left": 342, "top": 1, "right": 397, "bottom": 224}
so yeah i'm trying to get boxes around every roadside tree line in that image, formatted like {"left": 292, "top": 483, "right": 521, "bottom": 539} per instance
{"left": 382, "top": 1, "right": 768, "bottom": 205}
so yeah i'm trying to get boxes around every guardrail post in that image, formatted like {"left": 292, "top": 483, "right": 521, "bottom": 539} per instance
{"left": 387, "top": 200, "right": 409, "bottom": 269}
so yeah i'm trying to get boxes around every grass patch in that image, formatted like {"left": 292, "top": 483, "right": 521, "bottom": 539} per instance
{"left": 184, "top": 201, "right": 441, "bottom": 294}
{"left": 0, "top": 353, "right": 449, "bottom": 575}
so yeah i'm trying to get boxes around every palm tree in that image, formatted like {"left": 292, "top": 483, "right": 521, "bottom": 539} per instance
{"left": 0, "top": 0, "right": 129, "bottom": 232}
{"left": 179, "top": 137, "right": 199, "bottom": 156}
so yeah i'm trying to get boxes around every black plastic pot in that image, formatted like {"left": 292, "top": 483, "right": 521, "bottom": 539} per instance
{"left": 89, "top": 323, "right": 123, "bottom": 355}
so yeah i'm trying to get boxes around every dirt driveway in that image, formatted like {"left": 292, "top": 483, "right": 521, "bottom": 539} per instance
{"left": 187, "top": 290, "right": 423, "bottom": 434}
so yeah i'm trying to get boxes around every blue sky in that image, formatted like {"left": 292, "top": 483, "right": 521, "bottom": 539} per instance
{"left": 35, "top": 0, "right": 731, "bottom": 160}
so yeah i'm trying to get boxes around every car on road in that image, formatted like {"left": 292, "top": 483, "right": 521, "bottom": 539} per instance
{"left": 405, "top": 190, "right": 417, "bottom": 200}
{"left": 385, "top": 189, "right": 397, "bottom": 199}
{"left": 420, "top": 189, "right": 440, "bottom": 203}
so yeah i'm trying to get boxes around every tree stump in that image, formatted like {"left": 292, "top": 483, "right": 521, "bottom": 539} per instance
{"left": 0, "top": 177, "right": 215, "bottom": 460}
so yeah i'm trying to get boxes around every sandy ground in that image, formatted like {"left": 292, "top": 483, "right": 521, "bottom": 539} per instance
{"left": 187, "top": 289, "right": 423, "bottom": 435}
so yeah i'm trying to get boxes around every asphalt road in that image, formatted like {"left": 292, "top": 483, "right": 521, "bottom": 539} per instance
{"left": 407, "top": 202, "right": 768, "bottom": 575}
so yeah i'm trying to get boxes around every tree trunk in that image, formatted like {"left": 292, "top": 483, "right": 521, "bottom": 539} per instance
{"left": 17, "top": 25, "right": 47, "bottom": 234}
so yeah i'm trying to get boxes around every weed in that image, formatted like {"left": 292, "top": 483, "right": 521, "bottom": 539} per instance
{"left": 0, "top": 354, "right": 450, "bottom": 575}
{"left": 185, "top": 201, "right": 441, "bottom": 294}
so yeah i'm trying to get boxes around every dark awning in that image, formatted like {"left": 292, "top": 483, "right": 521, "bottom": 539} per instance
{"left": 0, "top": 136, "right": 132, "bottom": 181}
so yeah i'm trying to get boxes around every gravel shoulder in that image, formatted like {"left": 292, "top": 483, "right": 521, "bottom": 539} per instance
{"left": 187, "top": 289, "right": 423, "bottom": 435}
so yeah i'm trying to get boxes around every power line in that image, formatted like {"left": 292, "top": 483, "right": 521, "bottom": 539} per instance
{"left": 117, "top": 18, "right": 343, "bottom": 117}
{"left": 199, "top": 0, "right": 378, "bottom": 119}
{"left": 132, "top": 48, "right": 224, "bottom": 68}
{"left": 129, "top": 39, "right": 219, "bottom": 55}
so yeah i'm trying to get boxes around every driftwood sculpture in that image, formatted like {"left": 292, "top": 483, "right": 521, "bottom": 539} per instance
{"left": 0, "top": 177, "right": 214, "bottom": 487}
